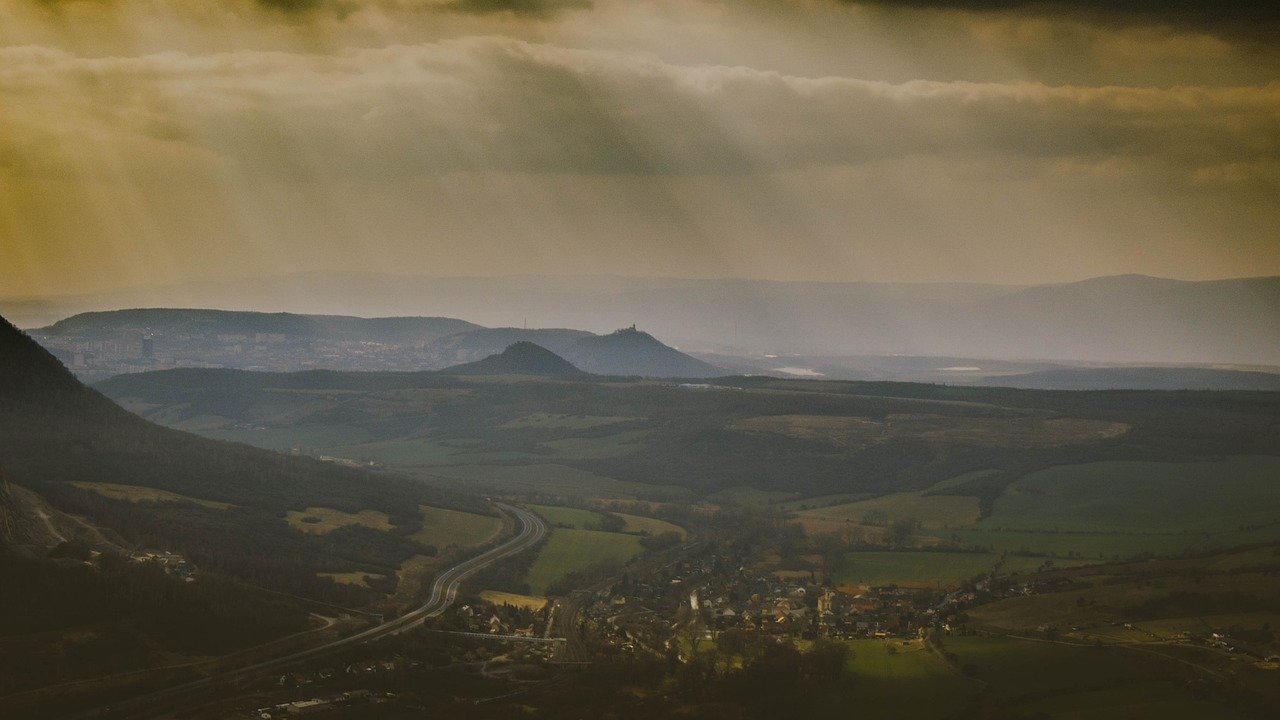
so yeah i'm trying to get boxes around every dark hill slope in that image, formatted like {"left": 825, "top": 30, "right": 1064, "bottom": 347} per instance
{"left": 0, "top": 314, "right": 459, "bottom": 602}
{"left": 561, "top": 327, "right": 720, "bottom": 378}
{"left": 1, "top": 316, "right": 117, "bottom": 411}
{"left": 441, "top": 342, "right": 585, "bottom": 377}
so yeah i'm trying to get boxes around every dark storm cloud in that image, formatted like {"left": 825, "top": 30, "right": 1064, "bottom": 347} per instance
{"left": 845, "top": 1, "right": 1280, "bottom": 37}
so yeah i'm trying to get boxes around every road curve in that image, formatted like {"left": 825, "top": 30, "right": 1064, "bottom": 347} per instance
{"left": 92, "top": 503, "right": 546, "bottom": 719}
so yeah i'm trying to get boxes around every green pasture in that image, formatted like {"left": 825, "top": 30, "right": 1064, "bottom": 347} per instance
{"left": 832, "top": 551, "right": 1077, "bottom": 587}
{"left": 540, "top": 429, "right": 650, "bottom": 459}
{"left": 944, "top": 636, "right": 1244, "bottom": 719}
{"left": 614, "top": 512, "right": 687, "bottom": 538}
{"left": 984, "top": 456, "right": 1280, "bottom": 534}
{"left": 824, "top": 639, "right": 975, "bottom": 720}
{"left": 412, "top": 505, "right": 502, "bottom": 550}
{"left": 524, "top": 528, "right": 643, "bottom": 595}
{"left": 528, "top": 504, "right": 608, "bottom": 529}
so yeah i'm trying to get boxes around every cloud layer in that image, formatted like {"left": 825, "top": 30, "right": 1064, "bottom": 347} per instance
{"left": 1, "top": 0, "right": 1277, "bottom": 297}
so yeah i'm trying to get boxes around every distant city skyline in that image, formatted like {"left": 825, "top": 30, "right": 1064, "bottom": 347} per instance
{"left": 2, "top": 1, "right": 1277, "bottom": 298}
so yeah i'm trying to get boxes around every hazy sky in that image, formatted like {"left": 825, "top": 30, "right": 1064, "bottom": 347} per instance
{"left": 2, "top": 0, "right": 1277, "bottom": 298}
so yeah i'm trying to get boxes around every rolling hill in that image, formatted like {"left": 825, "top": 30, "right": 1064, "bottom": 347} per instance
{"left": 559, "top": 326, "right": 720, "bottom": 378}
{"left": 441, "top": 342, "right": 585, "bottom": 377}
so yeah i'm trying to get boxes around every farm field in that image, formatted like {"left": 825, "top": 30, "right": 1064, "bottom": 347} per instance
{"left": 832, "top": 551, "right": 1071, "bottom": 587}
{"left": 541, "top": 429, "right": 651, "bottom": 459}
{"left": 614, "top": 512, "right": 687, "bottom": 539}
{"left": 412, "top": 505, "right": 502, "bottom": 550}
{"left": 942, "top": 636, "right": 1244, "bottom": 719}
{"left": 943, "top": 529, "right": 1203, "bottom": 561}
{"left": 964, "top": 554, "right": 1280, "bottom": 651}
{"left": 822, "top": 638, "right": 975, "bottom": 720}
{"left": 70, "top": 482, "right": 233, "bottom": 510}
{"left": 479, "top": 590, "right": 549, "bottom": 611}
{"left": 528, "top": 504, "right": 607, "bottom": 529}
{"left": 797, "top": 456, "right": 1280, "bottom": 563}
{"left": 983, "top": 456, "right": 1280, "bottom": 534}
{"left": 317, "top": 571, "right": 387, "bottom": 588}
{"left": 524, "top": 528, "right": 643, "bottom": 595}
{"left": 797, "top": 490, "right": 981, "bottom": 532}
{"left": 285, "top": 507, "right": 395, "bottom": 535}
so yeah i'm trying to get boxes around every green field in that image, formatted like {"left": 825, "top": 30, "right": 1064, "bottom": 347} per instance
{"left": 943, "top": 636, "right": 1244, "bottom": 718}
{"left": 803, "top": 456, "right": 1280, "bottom": 562}
{"left": 524, "top": 528, "right": 643, "bottom": 594}
{"left": 412, "top": 505, "right": 502, "bottom": 550}
{"left": 285, "top": 507, "right": 395, "bottom": 535}
{"left": 528, "top": 504, "right": 607, "bottom": 529}
{"left": 943, "top": 528, "right": 1200, "bottom": 561}
{"left": 822, "top": 639, "right": 975, "bottom": 720}
{"left": 799, "top": 491, "right": 981, "bottom": 531}
{"left": 71, "top": 482, "right": 233, "bottom": 510}
{"left": 984, "top": 456, "right": 1280, "bottom": 534}
{"left": 614, "top": 512, "right": 687, "bottom": 538}
{"left": 541, "top": 429, "right": 651, "bottom": 459}
{"left": 833, "top": 551, "right": 1071, "bottom": 587}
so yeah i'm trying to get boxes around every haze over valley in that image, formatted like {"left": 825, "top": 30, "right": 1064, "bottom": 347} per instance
{"left": 2, "top": 1, "right": 1278, "bottom": 719}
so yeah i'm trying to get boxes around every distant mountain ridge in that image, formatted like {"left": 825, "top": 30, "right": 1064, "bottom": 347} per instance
{"left": 11, "top": 273, "right": 1278, "bottom": 365}
{"left": 40, "top": 308, "right": 480, "bottom": 344}
{"left": 31, "top": 309, "right": 721, "bottom": 380}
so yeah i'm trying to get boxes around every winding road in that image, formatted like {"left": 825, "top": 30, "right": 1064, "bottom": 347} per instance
{"left": 88, "top": 502, "right": 546, "bottom": 719}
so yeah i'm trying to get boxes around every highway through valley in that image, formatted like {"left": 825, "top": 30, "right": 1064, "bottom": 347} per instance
{"left": 90, "top": 502, "right": 547, "bottom": 719}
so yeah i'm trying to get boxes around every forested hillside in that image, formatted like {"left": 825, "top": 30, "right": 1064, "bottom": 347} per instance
{"left": 0, "top": 315, "right": 479, "bottom": 605}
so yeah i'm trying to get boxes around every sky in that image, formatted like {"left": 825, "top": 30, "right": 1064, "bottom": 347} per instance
{"left": 1, "top": 0, "right": 1278, "bottom": 299}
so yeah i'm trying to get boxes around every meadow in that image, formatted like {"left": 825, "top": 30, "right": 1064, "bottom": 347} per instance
{"left": 832, "top": 551, "right": 1069, "bottom": 587}
{"left": 70, "top": 482, "right": 233, "bottom": 510}
{"left": 614, "top": 512, "right": 687, "bottom": 539}
{"left": 528, "top": 504, "right": 608, "bottom": 529}
{"left": 478, "top": 590, "right": 548, "bottom": 611}
{"left": 819, "top": 639, "right": 975, "bottom": 720}
{"left": 412, "top": 505, "right": 502, "bottom": 550}
{"left": 524, "top": 528, "right": 643, "bottom": 595}
{"left": 983, "top": 456, "right": 1280, "bottom": 534}
{"left": 942, "top": 636, "right": 1245, "bottom": 719}
{"left": 285, "top": 507, "right": 395, "bottom": 535}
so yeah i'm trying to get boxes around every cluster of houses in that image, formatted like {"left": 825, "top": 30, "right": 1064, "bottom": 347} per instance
{"left": 129, "top": 550, "right": 196, "bottom": 581}
{"left": 566, "top": 553, "right": 963, "bottom": 657}
{"left": 455, "top": 601, "right": 545, "bottom": 639}
{"left": 253, "top": 689, "right": 389, "bottom": 717}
